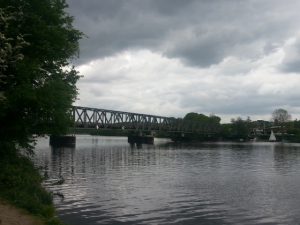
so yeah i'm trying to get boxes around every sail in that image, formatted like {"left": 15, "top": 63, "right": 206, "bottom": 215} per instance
{"left": 269, "top": 130, "right": 276, "bottom": 142}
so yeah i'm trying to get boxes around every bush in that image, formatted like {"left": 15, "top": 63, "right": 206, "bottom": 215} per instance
{"left": 0, "top": 145, "right": 63, "bottom": 224}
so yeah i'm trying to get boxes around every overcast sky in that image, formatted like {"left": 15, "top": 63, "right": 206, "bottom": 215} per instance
{"left": 67, "top": 0, "right": 300, "bottom": 122}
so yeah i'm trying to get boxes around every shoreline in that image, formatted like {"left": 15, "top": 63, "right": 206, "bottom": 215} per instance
{"left": 0, "top": 200, "right": 43, "bottom": 225}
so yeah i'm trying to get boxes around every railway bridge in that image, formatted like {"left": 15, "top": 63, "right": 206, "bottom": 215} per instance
{"left": 50, "top": 106, "right": 219, "bottom": 147}
{"left": 73, "top": 106, "right": 192, "bottom": 132}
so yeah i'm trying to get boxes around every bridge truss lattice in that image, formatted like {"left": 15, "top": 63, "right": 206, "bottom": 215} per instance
{"left": 72, "top": 106, "right": 218, "bottom": 134}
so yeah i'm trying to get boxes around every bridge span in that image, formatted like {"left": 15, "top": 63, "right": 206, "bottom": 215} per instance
{"left": 73, "top": 106, "right": 190, "bottom": 133}
{"left": 50, "top": 106, "right": 220, "bottom": 147}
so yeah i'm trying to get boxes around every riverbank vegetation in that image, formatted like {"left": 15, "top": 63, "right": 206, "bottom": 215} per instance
{"left": 86, "top": 108, "right": 300, "bottom": 143}
{"left": 0, "top": 145, "right": 63, "bottom": 225}
{"left": 178, "top": 108, "right": 300, "bottom": 142}
{"left": 0, "top": 0, "right": 82, "bottom": 224}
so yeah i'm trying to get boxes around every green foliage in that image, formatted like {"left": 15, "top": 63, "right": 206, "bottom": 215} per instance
{"left": 0, "top": 0, "right": 82, "bottom": 152}
{"left": 184, "top": 112, "right": 221, "bottom": 123}
{"left": 230, "top": 117, "right": 252, "bottom": 140}
{"left": 220, "top": 117, "right": 252, "bottom": 140}
{"left": 184, "top": 112, "right": 221, "bottom": 133}
{"left": 0, "top": 1, "right": 81, "bottom": 224}
{"left": 0, "top": 8, "right": 28, "bottom": 90}
{"left": 182, "top": 112, "right": 221, "bottom": 140}
{"left": 0, "top": 145, "right": 63, "bottom": 224}
{"left": 220, "top": 123, "right": 232, "bottom": 139}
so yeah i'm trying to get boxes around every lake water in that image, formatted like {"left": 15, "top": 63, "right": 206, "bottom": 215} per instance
{"left": 34, "top": 135, "right": 300, "bottom": 225}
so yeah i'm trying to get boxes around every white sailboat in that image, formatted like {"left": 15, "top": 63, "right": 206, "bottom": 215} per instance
{"left": 269, "top": 130, "right": 276, "bottom": 142}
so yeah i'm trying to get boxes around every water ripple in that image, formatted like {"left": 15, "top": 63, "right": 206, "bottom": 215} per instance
{"left": 34, "top": 136, "right": 300, "bottom": 225}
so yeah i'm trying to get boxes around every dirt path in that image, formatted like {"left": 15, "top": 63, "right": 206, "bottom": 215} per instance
{"left": 0, "top": 201, "right": 43, "bottom": 225}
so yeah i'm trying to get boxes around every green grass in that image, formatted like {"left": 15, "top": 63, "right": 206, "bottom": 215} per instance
{"left": 0, "top": 144, "right": 64, "bottom": 225}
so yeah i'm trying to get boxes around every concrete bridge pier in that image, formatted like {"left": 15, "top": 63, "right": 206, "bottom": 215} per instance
{"left": 49, "top": 135, "right": 76, "bottom": 147}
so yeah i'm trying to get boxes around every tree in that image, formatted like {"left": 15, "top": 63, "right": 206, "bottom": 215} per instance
{"left": 0, "top": 8, "right": 28, "bottom": 105}
{"left": 271, "top": 108, "right": 291, "bottom": 139}
{"left": 272, "top": 108, "right": 291, "bottom": 124}
{"left": 0, "top": 9, "right": 25, "bottom": 89}
{"left": 0, "top": 0, "right": 82, "bottom": 152}
{"left": 184, "top": 112, "right": 221, "bottom": 134}
{"left": 229, "top": 116, "right": 252, "bottom": 140}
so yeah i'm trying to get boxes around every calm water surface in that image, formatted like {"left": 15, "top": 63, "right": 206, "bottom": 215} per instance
{"left": 34, "top": 136, "right": 300, "bottom": 225}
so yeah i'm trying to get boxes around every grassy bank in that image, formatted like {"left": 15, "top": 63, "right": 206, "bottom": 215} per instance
{"left": 0, "top": 144, "right": 63, "bottom": 225}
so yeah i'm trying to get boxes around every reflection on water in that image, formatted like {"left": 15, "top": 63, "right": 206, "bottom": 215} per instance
{"left": 34, "top": 136, "right": 300, "bottom": 225}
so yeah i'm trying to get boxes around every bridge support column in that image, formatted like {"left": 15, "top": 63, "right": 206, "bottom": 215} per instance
{"left": 49, "top": 135, "right": 76, "bottom": 147}
{"left": 128, "top": 135, "right": 154, "bottom": 144}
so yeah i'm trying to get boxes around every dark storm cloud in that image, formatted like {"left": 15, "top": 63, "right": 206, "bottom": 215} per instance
{"left": 67, "top": 0, "right": 181, "bottom": 63}
{"left": 67, "top": 0, "right": 300, "bottom": 67}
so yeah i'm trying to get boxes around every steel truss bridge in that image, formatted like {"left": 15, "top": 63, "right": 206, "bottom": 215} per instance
{"left": 72, "top": 106, "right": 218, "bottom": 134}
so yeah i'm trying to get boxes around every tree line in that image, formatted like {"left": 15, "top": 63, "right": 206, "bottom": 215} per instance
{"left": 180, "top": 108, "right": 300, "bottom": 142}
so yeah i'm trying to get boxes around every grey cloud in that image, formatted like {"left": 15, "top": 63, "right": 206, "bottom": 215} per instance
{"left": 80, "top": 71, "right": 127, "bottom": 84}
{"left": 164, "top": 26, "right": 245, "bottom": 67}
{"left": 282, "top": 61, "right": 300, "bottom": 74}
{"left": 69, "top": 0, "right": 300, "bottom": 121}
{"left": 280, "top": 37, "right": 300, "bottom": 73}
{"left": 74, "top": 48, "right": 300, "bottom": 121}
{"left": 177, "top": 77, "right": 300, "bottom": 117}
{"left": 67, "top": 0, "right": 300, "bottom": 67}
{"left": 180, "top": 94, "right": 292, "bottom": 117}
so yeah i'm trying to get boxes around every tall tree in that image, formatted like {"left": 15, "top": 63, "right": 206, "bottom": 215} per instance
{"left": 0, "top": 0, "right": 82, "bottom": 152}
{"left": 272, "top": 108, "right": 291, "bottom": 138}
{"left": 272, "top": 108, "right": 291, "bottom": 124}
